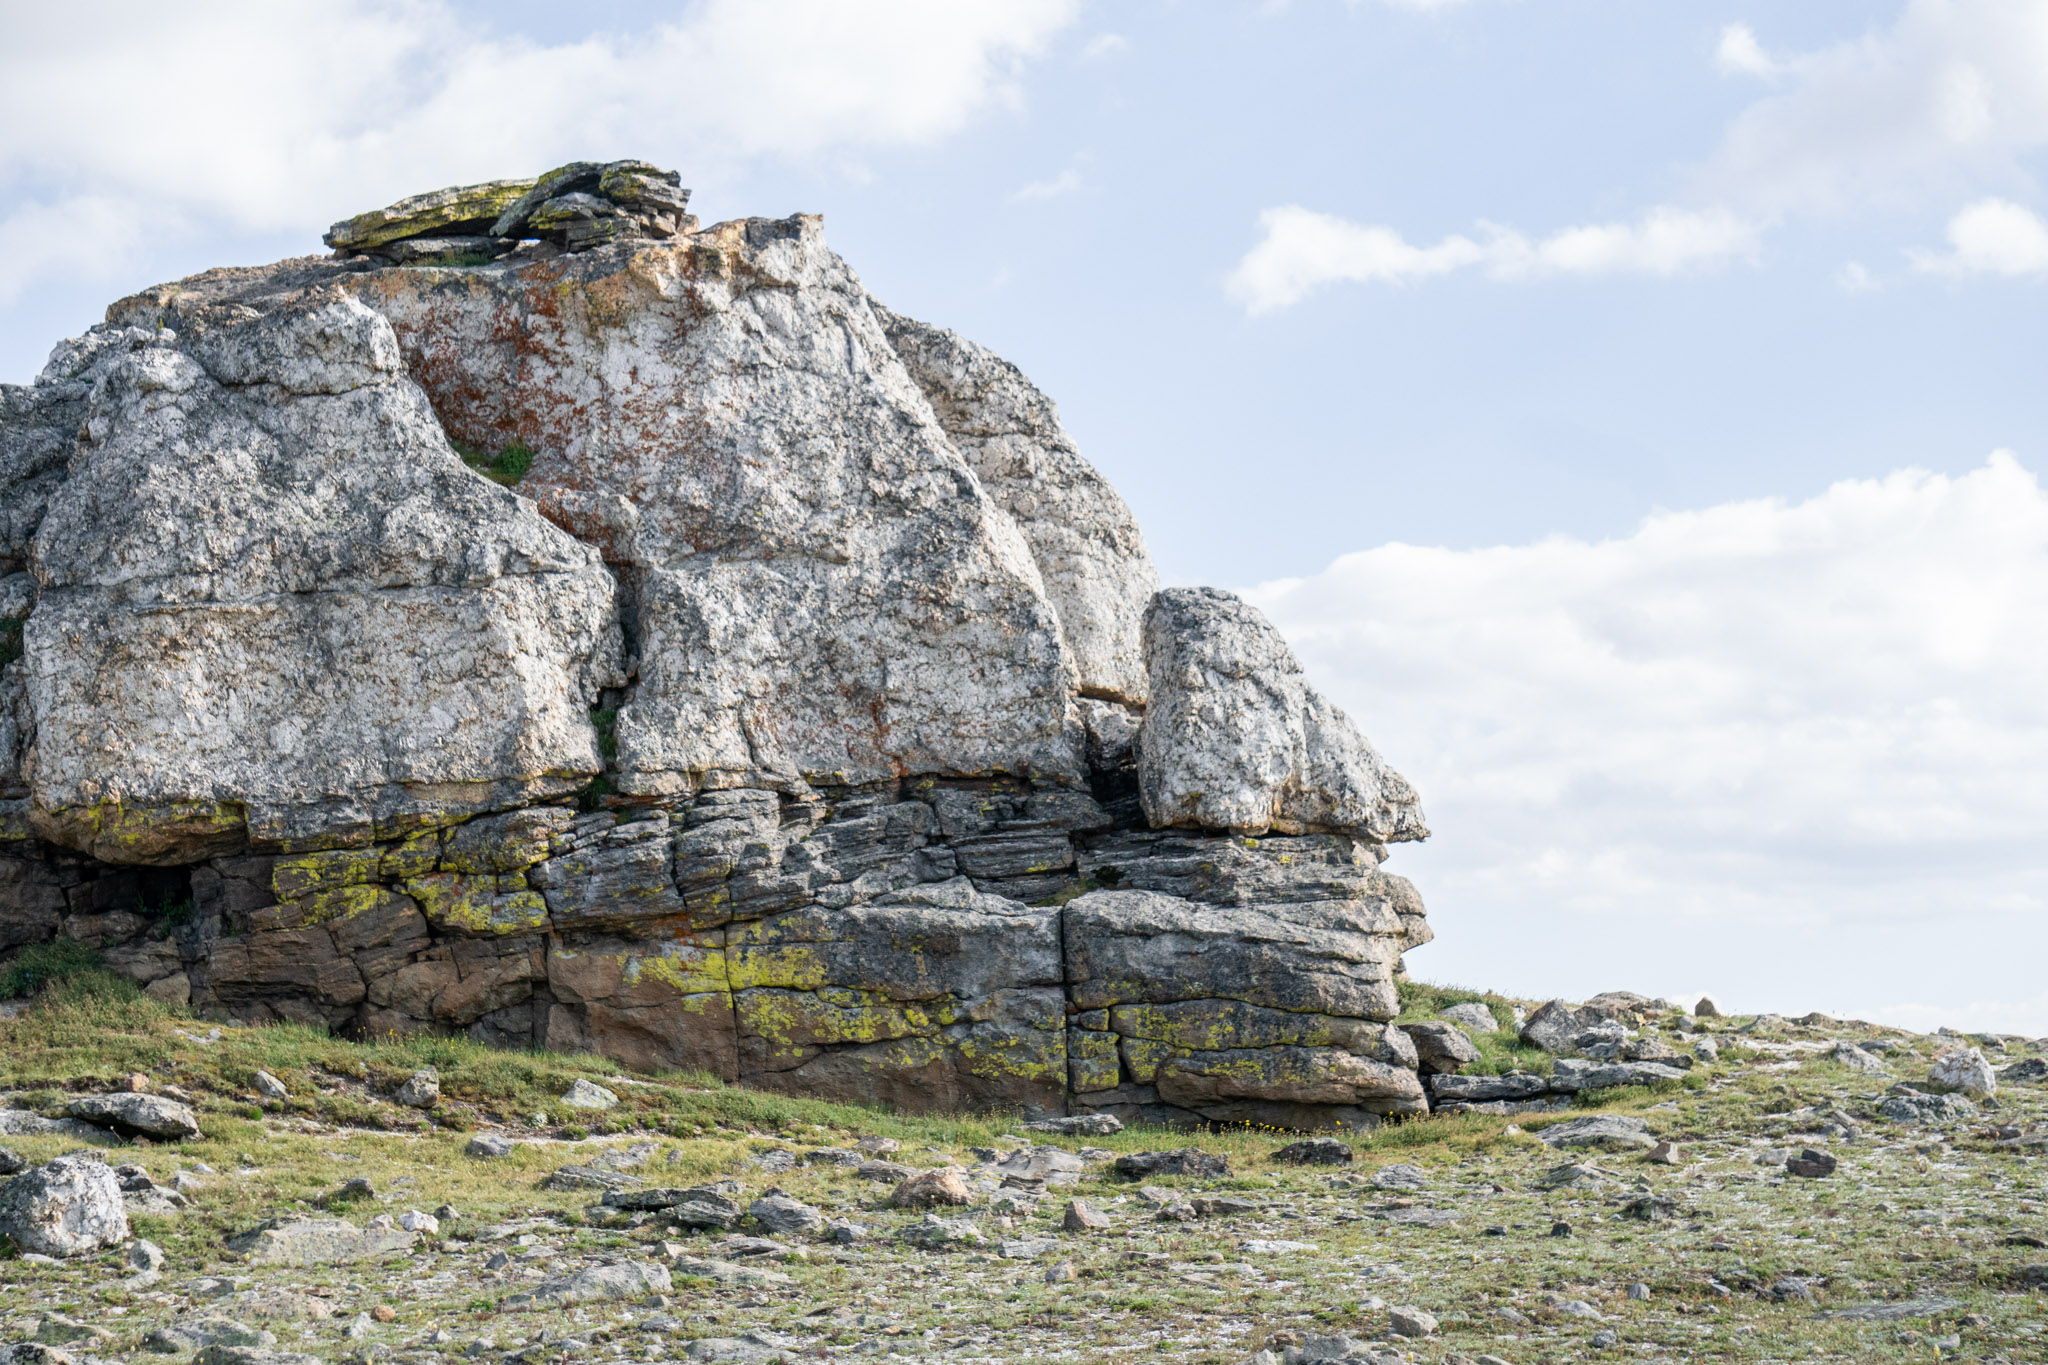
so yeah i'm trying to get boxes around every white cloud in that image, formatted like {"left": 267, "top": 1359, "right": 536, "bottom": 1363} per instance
{"left": 1909, "top": 197, "right": 2048, "bottom": 275}
{"left": 1246, "top": 454, "right": 2048, "bottom": 1027}
{"left": 1714, "top": 23, "right": 1786, "bottom": 81}
{"left": 0, "top": 0, "right": 1079, "bottom": 304}
{"left": 1835, "top": 260, "right": 1880, "bottom": 292}
{"left": 1079, "top": 33, "right": 1128, "bottom": 61}
{"left": 1226, "top": 204, "right": 1758, "bottom": 312}
{"left": 1701, "top": 2, "right": 2048, "bottom": 217}
{"left": 1012, "top": 168, "right": 1083, "bottom": 202}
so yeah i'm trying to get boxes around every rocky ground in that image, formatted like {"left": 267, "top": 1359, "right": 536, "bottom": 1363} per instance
{"left": 0, "top": 972, "right": 2043, "bottom": 1365}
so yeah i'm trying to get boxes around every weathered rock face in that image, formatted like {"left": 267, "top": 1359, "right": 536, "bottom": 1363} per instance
{"left": 13, "top": 291, "right": 620, "bottom": 863}
{"left": 0, "top": 163, "right": 1436, "bottom": 1129}
{"left": 344, "top": 215, "right": 1081, "bottom": 796}
{"left": 876, "top": 307, "right": 1159, "bottom": 704}
{"left": 1138, "top": 587, "right": 1427, "bottom": 841}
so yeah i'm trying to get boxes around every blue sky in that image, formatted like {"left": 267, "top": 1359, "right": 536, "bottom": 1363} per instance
{"left": 8, "top": 1, "right": 2048, "bottom": 1028}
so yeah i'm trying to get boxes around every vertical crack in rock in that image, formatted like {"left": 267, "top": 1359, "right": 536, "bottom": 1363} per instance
{"left": 0, "top": 172, "right": 1442, "bottom": 1129}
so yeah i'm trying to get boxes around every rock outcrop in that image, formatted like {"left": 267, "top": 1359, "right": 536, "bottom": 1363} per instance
{"left": 0, "top": 162, "right": 1433, "bottom": 1129}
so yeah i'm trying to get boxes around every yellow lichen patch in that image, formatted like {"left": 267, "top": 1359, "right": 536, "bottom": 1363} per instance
{"left": 31, "top": 799, "right": 245, "bottom": 865}
{"left": 1118, "top": 1035, "right": 1179, "bottom": 1085}
{"left": 379, "top": 829, "right": 441, "bottom": 880}
{"left": 1066, "top": 1026, "right": 1121, "bottom": 1090}
{"left": 271, "top": 848, "right": 383, "bottom": 901}
{"left": 628, "top": 950, "right": 730, "bottom": 999}
{"left": 257, "top": 884, "right": 399, "bottom": 932}
{"left": 326, "top": 179, "right": 537, "bottom": 253}
{"left": 956, "top": 1029, "right": 1063, "bottom": 1083}
{"left": 723, "top": 940, "right": 832, "bottom": 993}
{"left": 403, "top": 873, "right": 551, "bottom": 937}
{"left": 737, "top": 987, "right": 940, "bottom": 1050}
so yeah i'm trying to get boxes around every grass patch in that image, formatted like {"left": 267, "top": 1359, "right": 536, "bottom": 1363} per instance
{"left": 0, "top": 938, "right": 106, "bottom": 999}
{"left": 1394, "top": 978, "right": 1552, "bottom": 1076}
{"left": 450, "top": 439, "right": 537, "bottom": 487}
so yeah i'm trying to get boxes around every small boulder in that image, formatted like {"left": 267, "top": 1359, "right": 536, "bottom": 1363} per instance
{"left": 1785, "top": 1149, "right": 1838, "bottom": 1179}
{"left": 397, "top": 1209, "right": 440, "bottom": 1234}
{"left": 318, "top": 1177, "right": 375, "bottom": 1206}
{"left": 253, "top": 1071, "right": 289, "bottom": 1101}
{"left": 1388, "top": 1306, "right": 1438, "bottom": 1338}
{"left": 1441, "top": 1001, "right": 1500, "bottom": 1035}
{"left": 1024, "top": 1113, "right": 1124, "bottom": 1137}
{"left": 539, "top": 1165, "right": 641, "bottom": 1191}
{"left": 1930, "top": 1048, "right": 1996, "bottom": 1098}
{"left": 1644, "top": 1141, "right": 1681, "bottom": 1165}
{"left": 898, "top": 1214, "right": 984, "bottom": 1250}
{"left": 1371, "top": 1162, "right": 1429, "bottom": 1190}
{"left": 561, "top": 1079, "right": 619, "bottom": 1110}
{"left": 1401, "top": 1020, "right": 1481, "bottom": 1073}
{"left": 1272, "top": 1137, "right": 1353, "bottom": 1166}
{"left": 1694, "top": 996, "right": 1721, "bottom": 1017}
{"left": 225, "top": 1216, "right": 416, "bottom": 1266}
{"left": 891, "top": 1169, "right": 972, "bottom": 1209}
{"left": 1879, "top": 1090, "right": 1980, "bottom": 1124}
{"left": 1829, "top": 1042, "right": 1889, "bottom": 1074}
{"left": 393, "top": 1068, "right": 441, "bottom": 1109}
{"left": 0, "top": 1146, "right": 22, "bottom": 1175}
{"left": 67, "top": 1092, "right": 201, "bottom": 1140}
{"left": 1519, "top": 1001, "right": 1588, "bottom": 1055}
{"left": 466, "top": 1133, "right": 515, "bottom": 1158}
{"left": 858, "top": 1158, "right": 919, "bottom": 1183}
{"left": 503, "top": 1260, "right": 672, "bottom": 1309}
{"left": 1062, "top": 1199, "right": 1112, "bottom": 1231}
{"left": 1113, "top": 1149, "right": 1232, "bottom": 1180}
{"left": 1535, "top": 1115, "right": 1656, "bottom": 1151}
{"left": 2000, "top": 1057, "right": 2048, "bottom": 1084}
{"left": 748, "top": 1193, "right": 822, "bottom": 1235}
{"left": 130, "top": 1238, "right": 166, "bottom": 1272}
{"left": 0, "top": 1153, "right": 128, "bottom": 1257}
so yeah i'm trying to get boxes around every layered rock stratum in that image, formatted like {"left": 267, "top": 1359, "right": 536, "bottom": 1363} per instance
{"left": 0, "top": 162, "right": 1432, "bottom": 1129}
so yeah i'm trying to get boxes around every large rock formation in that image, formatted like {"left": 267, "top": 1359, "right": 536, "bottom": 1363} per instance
{"left": 0, "top": 164, "right": 1434, "bottom": 1128}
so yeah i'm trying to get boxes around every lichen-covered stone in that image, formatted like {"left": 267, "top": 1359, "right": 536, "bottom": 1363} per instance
{"left": 730, "top": 879, "right": 1064, "bottom": 1113}
{"left": 324, "top": 179, "right": 537, "bottom": 254}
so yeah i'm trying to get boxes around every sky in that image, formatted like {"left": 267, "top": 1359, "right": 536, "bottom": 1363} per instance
{"left": 6, "top": 0, "right": 2048, "bottom": 1030}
